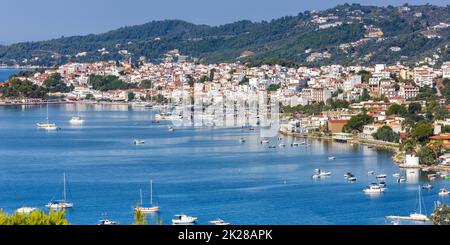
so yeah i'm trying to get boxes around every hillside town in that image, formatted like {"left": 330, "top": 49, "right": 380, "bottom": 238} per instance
{"left": 2, "top": 50, "right": 450, "bottom": 171}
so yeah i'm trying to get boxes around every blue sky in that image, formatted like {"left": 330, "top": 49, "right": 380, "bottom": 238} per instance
{"left": 1, "top": 0, "right": 448, "bottom": 44}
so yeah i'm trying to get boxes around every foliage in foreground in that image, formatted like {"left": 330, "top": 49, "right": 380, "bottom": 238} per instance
{"left": 431, "top": 204, "right": 450, "bottom": 225}
{"left": 0, "top": 209, "right": 68, "bottom": 225}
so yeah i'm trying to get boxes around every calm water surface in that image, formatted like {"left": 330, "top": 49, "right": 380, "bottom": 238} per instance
{"left": 0, "top": 104, "right": 448, "bottom": 225}
{"left": 0, "top": 69, "right": 24, "bottom": 82}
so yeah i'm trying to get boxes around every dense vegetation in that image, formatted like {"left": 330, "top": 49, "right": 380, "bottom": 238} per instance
{"left": 1, "top": 4, "right": 449, "bottom": 67}
{"left": 344, "top": 114, "right": 374, "bottom": 133}
{"left": 372, "top": 125, "right": 400, "bottom": 143}
{"left": 88, "top": 75, "right": 137, "bottom": 91}
{"left": 0, "top": 210, "right": 68, "bottom": 225}
{"left": 0, "top": 78, "right": 48, "bottom": 99}
{"left": 431, "top": 204, "right": 450, "bottom": 225}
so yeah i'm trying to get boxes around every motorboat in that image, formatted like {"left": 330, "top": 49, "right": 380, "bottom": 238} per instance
{"left": 239, "top": 138, "right": 246, "bottom": 143}
{"left": 16, "top": 207, "right": 37, "bottom": 214}
{"left": 392, "top": 173, "right": 401, "bottom": 178}
{"left": 422, "top": 184, "right": 433, "bottom": 190}
{"left": 363, "top": 184, "right": 385, "bottom": 194}
{"left": 260, "top": 139, "right": 269, "bottom": 144}
{"left": 312, "top": 169, "right": 331, "bottom": 178}
{"left": 208, "top": 218, "right": 230, "bottom": 225}
{"left": 268, "top": 145, "right": 276, "bottom": 149}
{"left": 172, "top": 214, "right": 198, "bottom": 225}
{"left": 328, "top": 156, "right": 336, "bottom": 160}
{"left": 98, "top": 219, "right": 119, "bottom": 225}
{"left": 134, "top": 180, "right": 160, "bottom": 213}
{"left": 378, "top": 182, "right": 387, "bottom": 188}
{"left": 344, "top": 172, "right": 353, "bottom": 178}
{"left": 69, "top": 116, "right": 85, "bottom": 125}
{"left": 376, "top": 174, "right": 387, "bottom": 179}
{"left": 134, "top": 139, "right": 145, "bottom": 145}
{"left": 368, "top": 171, "right": 375, "bottom": 175}
{"left": 347, "top": 177, "right": 357, "bottom": 182}
{"left": 168, "top": 126, "right": 175, "bottom": 132}
{"left": 36, "top": 123, "right": 59, "bottom": 130}
{"left": 46, "top": 173, "right": 73, "bottom": 209}
{"left": 279, "top": 143, "right": 286, "bottom": 147}
{"left": 397, "top": 177, "right": 407, "bottom": 183}
{"left": 439, "top": 188, "right": 450, "bottom": 196}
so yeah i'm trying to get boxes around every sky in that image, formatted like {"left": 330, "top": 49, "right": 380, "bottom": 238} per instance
{"left": 0, "top": 0, "right": 448, "bottom": 44}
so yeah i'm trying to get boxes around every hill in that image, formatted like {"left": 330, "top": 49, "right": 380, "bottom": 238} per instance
{"left": 0, "top": 4, "right": 449, "bottom": 67}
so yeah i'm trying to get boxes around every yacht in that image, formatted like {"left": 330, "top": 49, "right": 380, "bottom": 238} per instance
{"left": 363, "top": 184, "right": 385, "bottom": 194}
{"left": 98, "top": 219, "right": 119, "bottom": 225}
{"left": 439, "top": 188, "right": 450, "bottom": 196}
{"left": 69, "top": 116, "right": 85, "bottom": 125}
{"left": 328, "top": 156, "right": 336, "bottom": 160}
{"left": 37, "top": 103, "right": 59, "bottom": 130}
{"left": 208, "top": 218, "right": 230, "bottom": 225}
{"left": 367, "top": 171, "right": 375, "bottom": 175}
{"left": 376, "top": 174, "right": 387, "bottom": 179}
{"left": 134, "top": 180, "right": 160, "bottom": 213}
{"left": 260, "top": 139, "right": 269, "bottom": 144}
{"left": 312, "top": 169, "right": 331, "bottom": 178}
{"left": 16, "top": 207, "right": 37, "bottom": 214}
{"left": 172, "top": 214, "right": 198, "bottom": 225}
{"left": 168, "top": 126, "right": 175, "bottom": 132}
{"left": 46, "top": 173, "right": 73, "bottom": 209}
{"left": 386, "top": 186, "right": 429, "bottom": 222}
{"left": 134, "top": 139, "right": 145, "bottom": 145}
{"left": 422, "top": 184, "right": 433, "bottom": 190}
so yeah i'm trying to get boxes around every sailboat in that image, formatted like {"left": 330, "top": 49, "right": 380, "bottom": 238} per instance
{"left": 385, "top": 185, "right": 429, "bottom": 222}
{"left": 134, "top": 180, "right": 159, "bottom": 213}
{"left": 70, "top": 104, "right": 85, "bottom": 125}
{"left": 37, "top": 103, "right": 59, "bottom": 130}
{"left": 46, "top": 173, "right": 73, "bottom": 209}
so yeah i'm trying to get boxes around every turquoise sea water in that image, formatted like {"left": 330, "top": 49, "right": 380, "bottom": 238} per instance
{"left": 0, "top": 104, "right": 448, "bottom": 225}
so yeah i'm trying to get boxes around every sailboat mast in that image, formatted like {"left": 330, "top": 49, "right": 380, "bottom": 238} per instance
{"left": 63, "top": 172, "right": 67, "bottom": 202}
{"left": 418, "top": 186, "right": 422, "bottom": 214}
{"left": 46, "top": 103, "right": 49, "bottom": 123}
{"left": 139, "top": 189, "right": 143, "bottom": 206}
{"left": 150, "top": 180, "right": 153, "bottom": 205}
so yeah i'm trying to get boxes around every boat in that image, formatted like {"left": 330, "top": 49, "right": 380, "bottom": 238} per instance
{"left": 368, "top": 171, "right": 375, "bottom": 175}
{"left": 260, "top": 139, "right": 269, "bottom": 144}
{"left": 172, "top": 214, "right": 198, "bottom": 225}
{"left": 168, "top": 126, "right": 175, "bottom": 132}
{"left": 363, "top": 184, "right": 385, "bottom": 194}
{"left": 239, "top": 138, "right": 246, "bottom": 143}
{"left": 98, "top": 219, "right": 119, "bottom": 225}
{"left": 386, "top": 186, "right": 430, "bottom": 222}
{"left": 278, "top": 143, "right": 286, "bottom": 147}
{"left": 134, "top": 139, "right": 145, "bottom": 145}
{"left": 376, "top": 174, "right": 387, "bottom": 179}
{"left": 378, "top": 182, "right": 387, "bottom": 188}
{"left": 37, "top": 103, "right": 59, "bottom": 130}
{"left": 391, "top": 220, "right": 400, "bottom": 225}
{"left": 397, "top": 177, "right": 407, "bottom": 183}
{"left": 328, "top": 156, "right": 336, "bottom": 160}
{"left": 268, "top": 145, "right": 276, "bottom": 149}
{"left": 155, "top": 113, "right": 182, "bottom": 121}
{"left": 249, "top": 127, "right": 255, "bottom": 131}
{"left": 312, "top": 169, "right": 331, "bottom": 178}
{"left": 69, "top": 116, "right": 85, "bottom": 125}
{"left": 347, "top": 177, "right": 357, "bottom": 182}
{"left": 208, "top": 218, "right": 230, "bottom": 225}
{"left": 16, "top": 207, "right": 37, "bottom": 214}
{"left": 344, "top": 172, "right": 353, "bottom": 178}
{"left": 392, "top": 173, "right": 401, "bottom": 178}
{"left": 46, "top": 173, "right": 73, "bottom": 209}
{"left": 439, "top": 188, "right": 450, "bottom": 196}
{"left": 422, "top": 184, "right": 433, "bottom": 190}
{"left": 134, "top": 180, "right": 160, "bottom": 213}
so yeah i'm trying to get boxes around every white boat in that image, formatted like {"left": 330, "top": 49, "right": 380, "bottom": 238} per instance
{"left": 98, "top": 219, "right": 119, "bottom": 225}
{"left": 155, "top": 113, "right": 182, "bottom": 121}
{"left": 134, "top": 139, "right": 145, "bottom": 145}
{"left": 172, "top": 214, "right": 198, "bottom": 225}
{"left": 134, "top": 180, "right": 160, "bottom": 213}
{"left": 347, "top": 177, "right": 357, "bottom": 182}
{"left": 363, "top": 184, "right": 385, "bottom": 194}
{"left": 439, "top": 188, "right": 450, "bottom": 196}
{"left": 46, "top": 173, "right": 73, "bottom": 209}
{"left": 376, "top": 174, "right": 387, "bottom": 179}
{"left": 208, "top": 218, "right": 230, "bottom": 225}
{"left": 422, "top": 184, "right": 433, "bottom": 190}
{"left": 16, "top": 207, "right": 37, "bottom": 214}
{"left": 37, "top": 103, "right": 59, "bottom": 130}
{"left": 69, "top": 116, "right": 85, "bottom": 125}
{"left": 279, "top": 143, "right": 286, "bottom": 147}
{"left": 239, "top": 138, "right": 246, "bottom": 143}
{"left": 397, "top": 177, "right": 407, "bottom": 183}
{"left": 392, "top": 173, "right": 401, "bottom": 178}
{"left": 328, "top": 156, "right": 336, "bottom": 160}
{"left": 378, "top": 182, "right": 387, "bottom": 188}
{"left": 260, "top": 139, "right": 269, "bottom": 144}
{"left": 312, "top": 169, "right": 331, "bottom": 178}
{"left": 367, "top": 171, "right": 375, "bottom": 175}
{"left": 386, "top": 186, "right": 430, "bottom": 222}
{"left": 168, "top": 126, "right": 175, "bottom": 132}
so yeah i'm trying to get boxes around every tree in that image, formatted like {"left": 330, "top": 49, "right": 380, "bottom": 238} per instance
{"left": 417, "top": 146, "right": 437, "bottom": 165}
{"left": 0, "top": 210, "right": 68, "bottom": 225}
{"left": 387, "top": 104, "right": 407, "bottom": 116}
{"left": 408, "top": 102, "right": 422, "bottom": 114}
{"left": 267, "top": 84, "right": 280, "bottom": 91}
{"left": 139, "top": 80, "right": 153, "bottom": 89}
{"left": 412, "top": 122, "right": 433, "bottom": 144}
{"left": 372, "top": 125, "right": 400, "bottom": 143}
{"left": 239, "top": 76, "right": 249, "bottom": 85}
{"left": 128, "top": 92, "right": 135, "bottom": 101}
{"left": 43, "top": 73, "right": 73, "bottom": 93}
{"left": 85, "top": 93, "right": 95, "bottom": 100}
{"left": 344, "top": 114, "right": 374, "bottom": 133}
{"left": 431, "top": 204, "right": 450, "bottom": 225}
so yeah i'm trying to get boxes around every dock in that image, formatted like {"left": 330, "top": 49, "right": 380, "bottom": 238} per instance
{"left": 385, "top": 215, "right": 430, "bottom": 222}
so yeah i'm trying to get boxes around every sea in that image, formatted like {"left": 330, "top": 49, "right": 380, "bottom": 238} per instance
{"left": 0, "top": 104, "right": 448, "bottom": 225}
{"left": 0, "top": 68, "right": 25, "bottom": 82}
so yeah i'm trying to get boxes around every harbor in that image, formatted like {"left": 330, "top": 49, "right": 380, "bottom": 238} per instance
{"left": 0, "top": 104, "right": 449, "bottom": 225}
